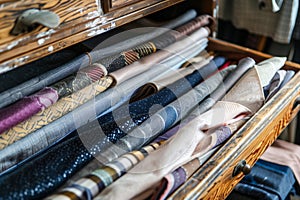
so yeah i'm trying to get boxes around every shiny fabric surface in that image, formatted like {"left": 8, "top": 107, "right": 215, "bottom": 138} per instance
{"left": 96, "top": 55, "right": 282, "bottom": 200}
{"left": 0, "top": 64, "right": 106, "bottom": 134}
{"left": 0, "top": 87, "right": 58, "bottom": 133}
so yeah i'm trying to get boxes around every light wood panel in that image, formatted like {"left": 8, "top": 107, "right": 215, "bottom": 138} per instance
{"left": 0, "top": 0, "right": 100, "bottom": 47}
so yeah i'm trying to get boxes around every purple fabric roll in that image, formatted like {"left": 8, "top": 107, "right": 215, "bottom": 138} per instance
{"left": 0, "top": 87, "right": 58, "bottom": 133}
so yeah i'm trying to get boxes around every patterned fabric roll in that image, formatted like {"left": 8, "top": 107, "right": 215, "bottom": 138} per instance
{"left": 0, "top": 64, "right": 106, "bottom": 134}
{"left": 0, "top": 133, "right": 94, "bottom": 200}
{"left": 0, "top": 76, "right": 113, "bottom": 149}
{"left": 47, "top": 141, "right": 164, "bottom": 200}
{"left": 0, "top": 37, "right": 204, "bottom": 174}
{"left": 50, "top": 63, "right": 107, "bottom": 98}
{"left": 101, "top": 14, "right": 215, "bottom": 73}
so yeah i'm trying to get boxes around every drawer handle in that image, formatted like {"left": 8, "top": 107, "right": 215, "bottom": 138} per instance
{"left": 10, "top": 9, "right": 60, "bottom": 35}
{"left": 293, "top": 96, "right": 300, "bottom": 110}
{"left": 232, "top": 160, "right": 251, "bottom": 177}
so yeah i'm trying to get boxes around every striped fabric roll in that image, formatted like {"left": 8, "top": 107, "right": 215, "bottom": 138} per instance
{"left": 48, "top": 141, "right": 164, "bottom": 200}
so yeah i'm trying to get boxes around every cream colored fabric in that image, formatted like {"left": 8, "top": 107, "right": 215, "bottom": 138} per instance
{"left": 149, "top": 56, "right": 213, "bottom": 91}
{"left": 255, "top": 57, "right": 286, "bottom": 87}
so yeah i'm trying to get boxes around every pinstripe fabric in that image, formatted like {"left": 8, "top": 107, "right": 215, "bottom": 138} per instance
{"left": 0, "top": 76, "right": 113, "bottom": 149}
{"left": 47, "top": 141, "right": 164, "bottom": 200}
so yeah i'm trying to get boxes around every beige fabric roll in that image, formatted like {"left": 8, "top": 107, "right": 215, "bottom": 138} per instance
{"left": 109, "top": 27, "right": 210, "bottom": 85}
{"left": 130, "top": 56, "right": 212, "bottom": 102}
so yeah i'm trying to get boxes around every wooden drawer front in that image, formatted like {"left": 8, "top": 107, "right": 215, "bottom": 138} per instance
{"left": 169, "top": 38, "right": 300, "bottom": 199}
{"left": 102, "top": 0, "right": 164, "bottom": 12}
{"left": 0, "top": 0, "right": 101, "bottom": 70}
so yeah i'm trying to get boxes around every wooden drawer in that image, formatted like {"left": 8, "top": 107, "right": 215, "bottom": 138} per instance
{"left": 0, "top": 0, "right": 101, "bottom": 67}
{"left": 0, "top": 0, "right": 184, "bottom": 73}
{"left": 169, "top": 38, "right": 300, "bottom": 199}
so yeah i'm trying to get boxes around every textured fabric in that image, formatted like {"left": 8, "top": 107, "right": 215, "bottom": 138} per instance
{"left": 95, "top": 112, "right": 246, "bottom": 200}
{"left": 228, "top": 159, "right": 295, "bottom": 200}
{"left": 0, "top": 36, "right": 205, "bottom": 174}
{"left": 0, "top": 54, "right": 90, "bottom": 109}
{"left": 50, "top": 63, "right": 107, "bottom": 98}
{"left": 0, "top": 132, "right": 94, "bottom": 200}
{"left": 109, "top": 27, "right": 210, "bottom": 85}
{"left": 219, "top": 0, "right": 299, "bottom": 43}
{"left": 47, "top": 141, "right": 163, "bottom": 200}
{"left": 0, "top": 87, "right": 58, "bottom": 134}
{"left": 0, "top": 76, "right": 113, "bottom": 150}
{"left": 261, "top": 139, "right": 300, "bottom": 184}
{"left": 97, "top": 66, "right": 234, "bottom": 163}
{"left": 151, "top": 150, "right": 216, "bottom": 200}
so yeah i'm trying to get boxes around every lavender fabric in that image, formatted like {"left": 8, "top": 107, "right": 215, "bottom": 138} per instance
{"left": 0, "top": 87, "right": 58, "bottom": 133}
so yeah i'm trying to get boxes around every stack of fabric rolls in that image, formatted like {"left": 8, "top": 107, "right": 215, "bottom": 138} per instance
{"left": 0, "top": 9, "right": 297, "bottom": 200}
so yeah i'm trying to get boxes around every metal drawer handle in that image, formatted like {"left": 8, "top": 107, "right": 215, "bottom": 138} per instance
{"left": 232, "top": 160, "right": 251, "bottom": 177}
{"left": 10, "top": 8, "right": 60, "bottom": 35}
